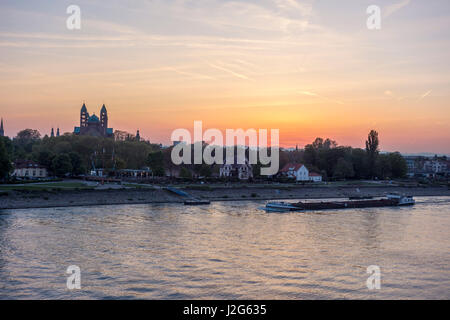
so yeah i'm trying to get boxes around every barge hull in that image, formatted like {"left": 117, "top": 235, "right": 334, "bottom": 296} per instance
{"left": 293, "top": 199, "right": 413, "bottom": 211}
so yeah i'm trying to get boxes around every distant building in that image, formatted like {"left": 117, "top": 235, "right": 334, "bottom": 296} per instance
{"left": 12, "top": 160, "right": 48, "bottom": 179}
{"left": 309, "top": 172, "right": 323, "bottom": 182}
{"left": 90, "top": 168, "right": 105, "bottom": 177}
{"left": 404, "top": 155, "right": 448, "bottom": 177}
{"left": 117, "top": 167, "right": 152, "bottom": 180}
{"left": 424, "top": 159, "right": 447, "bottom": 174}
{"left": 279, "top": 163, "right": 322, "bottom": 182}
{"left": 0, "top": 118, "right": 4, "bottom": 137}
{"left": 220, "top": 156, "right": 253, "bottom": 180}
{"left": 279, "top": 163, "right": 309, "bottom": 181}
{"left": 74, "top": 103, "right": 114, "bottom": 138}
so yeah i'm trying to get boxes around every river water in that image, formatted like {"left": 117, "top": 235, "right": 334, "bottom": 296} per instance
{"left": 0, "top": 197, "right": 449, "bottom": 299}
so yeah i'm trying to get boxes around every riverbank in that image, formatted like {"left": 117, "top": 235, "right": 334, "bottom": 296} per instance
{"left": 1, "top": 185, "right": 449, "bottom": 210}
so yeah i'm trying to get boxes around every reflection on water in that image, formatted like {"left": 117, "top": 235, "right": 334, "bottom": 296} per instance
{"left": 0, "top": 197, "right": 449, "bottom": 299}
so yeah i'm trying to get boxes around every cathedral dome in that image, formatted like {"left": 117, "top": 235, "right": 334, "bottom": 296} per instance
{"left": 88, "top": 114, "right": 100, "bottom": 122}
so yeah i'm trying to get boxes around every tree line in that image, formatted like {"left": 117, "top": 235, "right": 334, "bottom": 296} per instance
{"left": 276, "top": 130, "right": 407, "bottom": 180}
{"left": 146, "top": 130, "right": 407, "bottom": 180}
{"left": 0, "top": 129, "right": 160, "bottom": 179}
{"left": 0, "top": 129, "right": 407, "bottom": 181}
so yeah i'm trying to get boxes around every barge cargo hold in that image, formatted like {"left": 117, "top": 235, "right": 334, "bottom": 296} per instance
{"left": 265, "top": 194, "right": 415, "bottom": 212}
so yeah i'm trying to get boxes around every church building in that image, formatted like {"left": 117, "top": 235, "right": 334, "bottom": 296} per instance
{"left": 73, "top": 103, "right": 114, "bottom": 138}
{"left": 0, "top": 118, "right": 4, "bottom": 137}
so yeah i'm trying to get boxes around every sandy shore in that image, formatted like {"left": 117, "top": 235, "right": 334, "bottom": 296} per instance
{"left": 1, "top": 185, "right": 449, "bottom": 210}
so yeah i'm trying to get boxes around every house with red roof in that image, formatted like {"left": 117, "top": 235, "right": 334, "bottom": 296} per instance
{"left": 279, "top": 163, "right": 322, "bottom": 182}
{"left": 308, "top": 171, "right": 323, "bottom": 182}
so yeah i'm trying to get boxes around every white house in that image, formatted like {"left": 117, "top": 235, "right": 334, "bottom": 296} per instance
{"left": 12, "top": 160, "right": 48, "bottom": 179}
{"left": 424, "top": 159, "right": 447, "bottom": 174}
{"left": 308, "top": 172, "right": 323, "bottom": 182}
{"left": 279, "top": 163, "right": 309, "bottom": 181}
{"left": 279, "top": 163, "right": 323, "bottom": 182}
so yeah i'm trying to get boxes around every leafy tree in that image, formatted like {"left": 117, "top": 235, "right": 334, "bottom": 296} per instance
{"left": 114, "top": 158, "right": 126, "bottom": 170}
{"left": 51, "top": 154, "right": 73, "bottom": 177}
{"left": 68, "top": 152, "right": 85, "bottom": 175}
{"left": 16, "top": 129, "right": 41, "bottom": 141}
{"left": 147, "top": 151, "right": 165, "bottom": 176}
{"left": 303, "top": 144, "right": 318, "bottom": 168}
{"left": 365, "top": 130, "right": 379, "bottom": 178}
{"left": 375, "top": 154, "right": 392, "bottom": 179}
{"left": 179, "top": 167, "right": 192, "bottom": 179}
{"left": 333, "top": 157, "right": 355, "bottom": 180}
{"left": 351, "top": 148, "right": 368, "bottom": 179}
{"left": 0, "top": 137, "right": 12, "bottom": 180}
{"left": 198, "top": 164, "right": 212, "bottom": 177}
{"left": 388, "top": 152, "right": 407, "bottom": 178}
{"left": 114, "top": 130, "right": 135, "bottom": 141}
{"left": 35, "top": 150, "right": 55, "bottom": 169}
{"left": 14, "top": 129, "right": 41, "bottom": 155}
{"left": 252, "top": 161, "right": 262, "bottom": 178}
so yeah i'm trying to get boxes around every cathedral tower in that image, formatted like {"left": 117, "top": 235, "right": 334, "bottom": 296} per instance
{"left": 100, "top": 104, "right": 108, "bottom": 135}
{"left": 0, "top": 118, "right": 4, "bottom": 137}
{"left": 74, "top": 103, "right": 113, "bottom": 138}
{"left": 80, "top": 103, "right": 88, "bottom": 128}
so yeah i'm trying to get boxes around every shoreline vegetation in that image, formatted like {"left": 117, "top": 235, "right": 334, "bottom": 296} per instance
{"left": 1, "top": 130, "right": 448, "bottom": 210}
{"left": 1, "top": 183, "right": 449, "bottom": 210}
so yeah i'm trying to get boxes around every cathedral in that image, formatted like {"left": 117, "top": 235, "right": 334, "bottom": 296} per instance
{"left": 0, "top": 118, "right": 4, "bottom": 137}
{"left": 73, "top": 103, "right": 114, "bottom": 138}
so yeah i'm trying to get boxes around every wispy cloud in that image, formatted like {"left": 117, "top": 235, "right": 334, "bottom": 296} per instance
{"left": 298, "top": 91, "right": 345, "bottom": 105}
{"left": 419, "top": 90, "right": 432, "bottom": 100}
{"left": 167, "top": 67, "right": 216, "bottom": 80}
{"left": 208, "top": 63, "right": 251, "bottom": 80}
{"left": 384, "top": 0, "right": 411, "bottom": 18}
{"left": 299, "top": 91, "right": 319, "bottom": 97}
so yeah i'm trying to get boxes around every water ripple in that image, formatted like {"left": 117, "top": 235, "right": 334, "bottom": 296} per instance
{"left": 0, "top": 196, "right": 449, "bottom": 299}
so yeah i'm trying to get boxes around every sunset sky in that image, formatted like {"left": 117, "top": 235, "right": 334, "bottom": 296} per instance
{"left": 0, "top": 0, "right": 449, "bottom": 153}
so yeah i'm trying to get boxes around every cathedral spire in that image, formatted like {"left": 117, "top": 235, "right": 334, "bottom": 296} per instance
{"left": 80, "top": 102, "right": 88, "bottom": 128}
{"left": 57, "top": 128, "right": 60, "bottom": 137}
{"left": 51, "top": 128, "right": 54, "bottom": 138}
{"left": 136, "top": 129, "right": 140, "bottom": 142}
{"left": 100, "top": 104, "right": 108, "bottom": 134}
{"left": 0, "top": 118, "right": 4, "bottom": 137}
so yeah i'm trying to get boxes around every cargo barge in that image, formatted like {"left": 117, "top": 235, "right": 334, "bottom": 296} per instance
{"left": 265, "top": 194, "right": 415, "bottom": 212}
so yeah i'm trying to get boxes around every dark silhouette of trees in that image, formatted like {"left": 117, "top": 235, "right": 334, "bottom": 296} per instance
{"left": 51, "top": 154, "right": 73, "bottom": 177}
{"left": 388, "top": 152, "right": 407, "bottom": 178}
{"left": 2, "top": 127, "right": 408, "bottom": 181}
{"left": 0, "top": 137, "right": 12, "bottom": 180}
{"left": 299, "top": 131, "right": 406, "bottom": 180}
{"left": 333, "top": 157, "right": 355, "bottom": 179}
{"left": 365, "top": 130, "right": 379, "bottom": 178}
{"left": 147, "top": 151, "right": 165, "bottom": 176}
